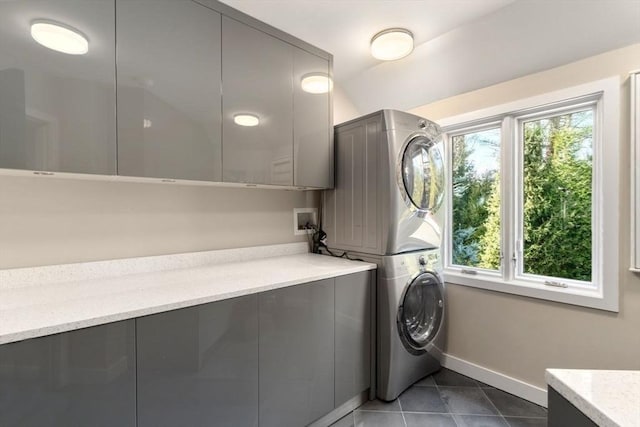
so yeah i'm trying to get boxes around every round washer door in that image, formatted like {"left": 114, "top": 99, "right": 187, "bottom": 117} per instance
{"left": 398, "top": 272, "right": 444, "bottom": 350}
{"left": 401, "top": 135, "right": 444, "bottom": 212}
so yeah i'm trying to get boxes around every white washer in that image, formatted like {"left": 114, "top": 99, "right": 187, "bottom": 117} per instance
{"left": 349, "top": 249, "right": 445, "bottom": 401}
{"left": 377, "top": 249, "right": 445, "bottom": 401}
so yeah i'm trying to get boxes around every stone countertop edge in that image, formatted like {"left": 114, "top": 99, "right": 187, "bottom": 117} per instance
{"left": 0, "top": 244, "right": 376, "bottom": 346}
{"left": 546, "top": 368, "right": 640, "bottom": 427}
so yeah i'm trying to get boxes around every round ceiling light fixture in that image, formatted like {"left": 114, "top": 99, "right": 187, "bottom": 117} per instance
{"left": 31, "top": 20, "right": 89, "bottom": 55}
{"left": 301, "top": 73, "right": 333, "bottom": 94}
{"left": 370, "top": 28, "right": 413, "bottom": 61}
{"left": 233, "top": 113, "right": 260, "bottom": 127}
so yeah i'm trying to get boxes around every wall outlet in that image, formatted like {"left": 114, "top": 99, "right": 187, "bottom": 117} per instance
{"left": 294, "top": 208, "right": 318, "bottom": 235}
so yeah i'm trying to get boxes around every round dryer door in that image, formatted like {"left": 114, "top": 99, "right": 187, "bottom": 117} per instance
{"left": 401, "top": 135, "right": 444, "bottom": 212}
{"left": 398, "top": 272, "right": 444, "bottom": 350}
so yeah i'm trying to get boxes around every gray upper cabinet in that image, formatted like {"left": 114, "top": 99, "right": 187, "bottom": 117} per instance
{"left": 0, "top": 0, "right": 116, "bottom": 175}
{"left": 116, "top": 0, "right": 222, "bottom": 181}
{"left": 293, "top": 48, "right": 332, "bottom": 188}
{"left": 0, "top": 321, "right": 136, "bottom": 427}
{"left": 222, "top": 16, "right": 294, "bottom": 186}
{"left": 0, "top": 0, "right": 332, "bottom": 187}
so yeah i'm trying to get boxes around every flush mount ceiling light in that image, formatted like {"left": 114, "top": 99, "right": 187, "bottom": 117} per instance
{"left": 370, "top": 28, "right": 413, "bottom": 61}
{"left": 233, "top": 113, "right": 260, "bottom": 127}
{"left": 30, "top": 20, "right": 89, "bottom": 55}
{"left": 301, "top": 73, "right": 333, "bottom": 94}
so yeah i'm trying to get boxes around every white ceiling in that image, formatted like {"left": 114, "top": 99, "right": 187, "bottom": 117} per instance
{"left": 220, "top": 0, "right": 515, "bottom": 80}
{"left": 220, "top": 0, "right": 640, "bottom": 116}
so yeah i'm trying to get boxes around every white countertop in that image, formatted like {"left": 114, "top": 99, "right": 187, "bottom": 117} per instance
{"left": 0, "top": 243, "right": 376, "bottom": 345}
{"left": 546, "top": 369, "right": 640, "bottom": 427}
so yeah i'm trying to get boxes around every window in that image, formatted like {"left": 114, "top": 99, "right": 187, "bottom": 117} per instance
{"left": 450, "top": 126, "right": 501, "bottom": 272}
{"left": 441, "top": 77, "right": 620, "bottom": 312}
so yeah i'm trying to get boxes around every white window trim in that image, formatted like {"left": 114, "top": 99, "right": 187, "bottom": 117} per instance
{"left": 440, "top": 76, "right": 620, "bottom": 312}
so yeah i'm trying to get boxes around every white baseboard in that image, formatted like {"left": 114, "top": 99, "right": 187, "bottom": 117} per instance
{"left": 442, "top": 353, "right": 548, "bottom": 408}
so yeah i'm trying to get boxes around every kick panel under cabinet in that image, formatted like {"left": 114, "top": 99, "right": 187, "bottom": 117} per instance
{"left": 0, "top": 0, "right": 333, "bottom": 189}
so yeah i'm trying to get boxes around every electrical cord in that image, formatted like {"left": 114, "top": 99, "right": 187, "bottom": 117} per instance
{"left": 305, "top": 222, "right": 365, "bottom": 262}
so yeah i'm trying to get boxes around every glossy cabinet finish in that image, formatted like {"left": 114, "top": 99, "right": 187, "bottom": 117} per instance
{"left": 116, "top": 0, "right": 222, "bottom": 181}
{"left": 0, "top": 0, "right": 116, "bottom": 175}
{"left": 0, "top": 321, "right": 135, "bottom": 427}
{"left": 221, "top": 16, "right": 294, "bottom": 186}
{"left": 137, "top": 295, "right": 259, "bottom": 427}
{"left": 0, "top": 0, "right": 332, "bottom": 187}
{"left": 259, "top": 279, "right": 335, "bottom": 427}
{"left": 293, "top": 49, "right": 332, "bottom": 188}
{"left": 335, "top": 271, "right": 372, "bottom": 407}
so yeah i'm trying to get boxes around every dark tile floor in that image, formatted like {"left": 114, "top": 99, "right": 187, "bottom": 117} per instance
{"left": 331, "top": 368, "right": 547, "bottom": 427}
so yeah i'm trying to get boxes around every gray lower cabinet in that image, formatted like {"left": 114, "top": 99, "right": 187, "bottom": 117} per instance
{"left": 548, "top": 387, "right": 597, "bottom": 427}
{"left": 0, "top": 272, "right": 372, "bottom": 427}
{"left": 136, "top": 295, "right": 259, "bottom": 427}
{"left": 335, "top": 271, "right": 372, "bottom": 407}
{"left": 0, "top": 321, "right": 135, "bottom": 427}
{"left": 259, "top": 279, "right": 335, "bottom": 427}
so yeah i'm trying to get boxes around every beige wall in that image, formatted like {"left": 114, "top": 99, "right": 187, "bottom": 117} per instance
{"left": 333, "top": 83, "right": 361, "bottom": 125}
{"left": 0, "top": 79, "right": 360, "bottom": 270}
{"left": 410, "top": 43, "right": 640, "bottom": 388}
{"left": 0, "top": 175, "right": 318, "bottom": 269}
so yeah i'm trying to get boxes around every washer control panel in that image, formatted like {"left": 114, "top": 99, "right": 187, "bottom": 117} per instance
{"left": 383, "top": 249, "right": 442, "bottom": 279}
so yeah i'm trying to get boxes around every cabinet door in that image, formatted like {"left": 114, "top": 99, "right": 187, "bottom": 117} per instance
{"left": 137, "top": 295, "right": 259, "bottom": 427}
{"left": 0, "top": 321, "right": 135, "bottom": 427}
{"left": 293, "top": 48, "right": 332, "bottom": 188}
{"left": 335, "top": 271, "right": 372, "bottom": 407}
{"left": 116, "top": 0, "right": 222, "bottom": 181}
{"left": 221, "top": 16, "right": 293, "bottom": 186}
{"left": 259, "top": 279, "right": 334, "bottom": 427}
{"left": 0, "top": 0, "right": 116, "bottom": 175}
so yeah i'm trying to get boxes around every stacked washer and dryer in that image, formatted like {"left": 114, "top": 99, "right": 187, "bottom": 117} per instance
{"left": 323, "top": 110, "right": 446, "bottom": 401}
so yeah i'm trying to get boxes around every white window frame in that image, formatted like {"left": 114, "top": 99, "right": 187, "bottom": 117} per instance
{"left": 631, "top": 70, "right": 640, "bottom": 272}
{"left": 440, "top": 77, "right": 620, "bottom": 312}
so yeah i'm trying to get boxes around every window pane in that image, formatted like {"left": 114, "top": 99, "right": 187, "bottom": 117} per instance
{"left": 522, "top": 109, "right": 593, "bottom": 282}
{"left": 451, "top": 128, "right": 501, "bottom": 270}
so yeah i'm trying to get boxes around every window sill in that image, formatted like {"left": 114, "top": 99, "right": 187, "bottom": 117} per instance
{"left": 443, "top": 271, "right": 619, "bottom": 312}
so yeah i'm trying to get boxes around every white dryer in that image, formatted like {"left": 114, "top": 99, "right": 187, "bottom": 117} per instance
{"left": 324, "top": 110, "right": 445, "bottom": 255}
